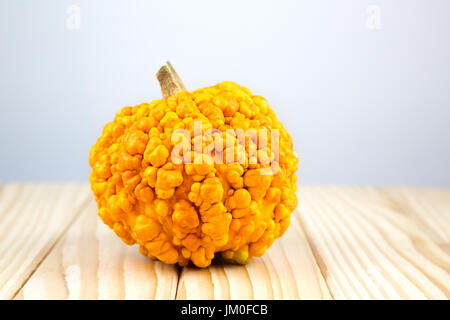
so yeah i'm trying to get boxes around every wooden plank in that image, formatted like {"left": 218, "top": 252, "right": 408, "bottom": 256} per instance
{"left": 176, "top": 209, "right": 331, "bottom": 300}
{"left": 297, "top": 187, "right": 450, "bottom": 300}
{"left": 0, "top": 184, "right": 32, "bottom": 220}
{"left": 382, "top": 187, "right": 450, "bottom": 254}
{"left": 8, "top": 184, "right": 449, "bottom": 300}
{"left": 0, "top": 184, "right": 90, "bottom": 299}
{"left": 16, "top": 195, "right": 179, "bottom": 300}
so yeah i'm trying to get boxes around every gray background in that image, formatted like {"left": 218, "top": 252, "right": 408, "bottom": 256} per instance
{"left": 1, "top": 0, "right": 449, "bottom": 186}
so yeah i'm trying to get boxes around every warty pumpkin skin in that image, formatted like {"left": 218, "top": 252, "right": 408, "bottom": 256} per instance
{"left": 89, "top": 80, "right": 298, "bottom": 268}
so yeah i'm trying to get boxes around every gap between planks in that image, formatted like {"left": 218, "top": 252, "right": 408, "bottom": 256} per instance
{"left": 11, "top": 195, "right": 92, "bottom": 299}
{"left": 298, "top": 186, "right": 450, "bottom": 300}
{"left": 15, "top": 197, "right": 179, "bottom": 300}
{"left": 13, "top": 185, "right": 330, "bottom": 300}
{"left": 0, "top": 184, "right": 91, "bottom": 300}
{"left": 6, "top": 185, "right": 450, "bottom": 300}
{"left": 176, "top": 210, "right": 331, "bottom": 300}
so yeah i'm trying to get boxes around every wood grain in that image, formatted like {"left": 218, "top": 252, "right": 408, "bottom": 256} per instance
{"left": 2, "top": 184, "right": 449, "bottom": 300}
{"left": 382, "top": 187, "right": 450, "bottom": 254}
{"left": 0, "top": 184, "right": 90, "bottom": 299}
{"left": 15, "top": 195, "right": 179, "bottom": 300}
{"left": 297, "top": 187, "right": 450, "bottom": 300}
{"left": 176, "top": 210, "right": 331, "bottom": 300}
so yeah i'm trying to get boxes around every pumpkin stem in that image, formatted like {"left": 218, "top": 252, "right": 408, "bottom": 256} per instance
{"left": 156, "top": 61, "right": 187, "bottom": 98}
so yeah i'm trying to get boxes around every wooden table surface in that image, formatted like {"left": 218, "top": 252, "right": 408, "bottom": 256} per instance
{"left": 0, "top": 184, "right": 448, "bottom": 300}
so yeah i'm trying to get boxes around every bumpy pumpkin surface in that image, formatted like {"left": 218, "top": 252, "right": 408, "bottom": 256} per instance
{"left": 89, "top": 81, "right": 298, "bottom": 267}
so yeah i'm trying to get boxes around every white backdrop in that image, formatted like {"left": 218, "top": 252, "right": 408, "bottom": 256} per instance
{"left": 1, "top": 0, "right": 449, "bottom": 186}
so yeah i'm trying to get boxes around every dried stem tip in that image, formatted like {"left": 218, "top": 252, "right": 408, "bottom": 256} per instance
{"left": 156, "top": 61, "right": 187, "bottom": 98}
